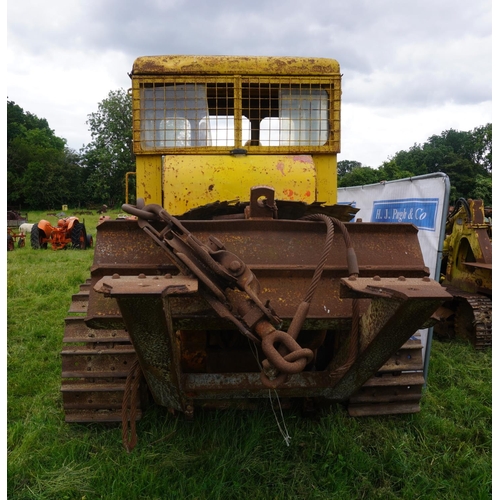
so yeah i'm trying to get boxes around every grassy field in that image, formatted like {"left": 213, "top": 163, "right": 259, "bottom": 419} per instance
{"left": 7, "top": 209, "right": 492, "bottom": 499}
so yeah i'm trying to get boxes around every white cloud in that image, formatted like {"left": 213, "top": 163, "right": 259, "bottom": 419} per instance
{"left": 340, "top": 101, "right": 492, "bottom": 167}
{"left": 7, "top": 0, "right": 492, "bottom": 164}
{"left": 7, "top": 46, "right": 131, "bottom": 150}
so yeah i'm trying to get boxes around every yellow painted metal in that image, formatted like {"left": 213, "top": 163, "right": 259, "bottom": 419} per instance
{"left": 131, "top": 55, "right": 342, "bottom": 211}
{"left": 312, "top": 155, "right": 337, "bottom": 205}
{"left": 443, "top": 200, "right": 492, "bottom": 294}
{"left": 163, "top": 155, "right": 318, "bottom": 215}
{"left": 136, "top": 155, "right": 162, "bottom": 205}
{"left": 132, "top": 55, "right": 340, "bottom": 76}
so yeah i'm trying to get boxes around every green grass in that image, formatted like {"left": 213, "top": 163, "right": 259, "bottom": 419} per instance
{"left": 7, "top": 209, "right": 492, "bottom": 499}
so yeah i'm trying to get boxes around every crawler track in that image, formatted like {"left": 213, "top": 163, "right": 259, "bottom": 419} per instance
{"left": 434, "top": 285, "right": 492, "bottom": 350}
{"left": 61, "top": 281, "right": 149, "bottom": 423}
{"left": 452, "top": 289, "right": 492, "bottom": 349}
{"left": 347, "top": 336, "right": 425, "bottom": 416}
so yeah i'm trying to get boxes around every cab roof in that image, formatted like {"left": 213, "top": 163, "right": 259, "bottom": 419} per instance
{"left": 131, "top": 55, "right": 340, "bottom": 77}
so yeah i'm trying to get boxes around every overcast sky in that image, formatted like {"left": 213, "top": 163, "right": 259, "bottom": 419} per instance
{"left": 7, "top": 0, "right": 492, "bottom": 167}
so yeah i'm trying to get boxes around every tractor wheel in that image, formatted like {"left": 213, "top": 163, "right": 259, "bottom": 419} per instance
{"left": 30, "top": 224, "right": 47, "bottom": 249}
{"left": 7, "top": 235, "right": 14, "bottom": 251}
{"left": 86, "top": 234, "right": 94, "bottom": 248}
{"left": 71, "top": 222, "right": 87, "bottom": 249}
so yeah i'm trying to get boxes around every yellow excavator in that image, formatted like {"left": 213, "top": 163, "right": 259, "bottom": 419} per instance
{"left": 435, "top": 198, "right": 492, "bottom": 349}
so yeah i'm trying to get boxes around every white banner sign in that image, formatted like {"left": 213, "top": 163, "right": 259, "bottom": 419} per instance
{"left": 337, "top": 173, "right": 451, "bottom": 377}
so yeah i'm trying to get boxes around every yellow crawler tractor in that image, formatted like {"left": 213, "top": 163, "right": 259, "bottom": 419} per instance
{"left": 435, "top": 198, "right": 492, "bottom": 348}
{"left": 61, "top": 56, "right": 451, "bottom": 446}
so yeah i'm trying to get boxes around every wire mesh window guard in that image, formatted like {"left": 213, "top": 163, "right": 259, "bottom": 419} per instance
{"left": 139, "top": 80, "right": 332, "bottom": 150}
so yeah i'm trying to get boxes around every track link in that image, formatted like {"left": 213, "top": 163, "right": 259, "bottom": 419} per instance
{"left": 454, "top": 292, "right": 492, "bottom": 349}
{"left": 347, "top": 336, "right": 425, "bottom": 416}
{"left": 61, "top": 281, "right": 148, "bottom": 423}
{"left": 436, "top": 286, "right": 492, "bottom": 350}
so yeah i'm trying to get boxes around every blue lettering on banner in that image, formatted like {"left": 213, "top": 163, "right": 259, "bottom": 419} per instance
{"left": 371, "top": 198, "right": 439, "bottom": 231}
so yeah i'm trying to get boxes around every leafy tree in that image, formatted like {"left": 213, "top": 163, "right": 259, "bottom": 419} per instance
{"left": 470, "top": 176, "right": 492, "bottom": 207}
{"left": 7, "top": 100, "right": 53, "bottom": 143}
{"left": 7, "top": 100, "right": 78, "bottom": 209}
{"left": 378, "top": 159, "right": 414, "bottom": 181}
{"left": 470, "top": 124, "right": 492, "bottom": 173}
{"left": 80, "top": 89, "right": 134, "bottom": 207}
{"left": 376, "top": 125, "right": 491, "bottom": 203}
{"left": 337, "top": 160, "right": 362, "bottom": 178}
{"left": 21, "top": 147, "right": 84, "bottom": 210}
{"left": 338, "top": 166, "right": 381, "bottom": 187}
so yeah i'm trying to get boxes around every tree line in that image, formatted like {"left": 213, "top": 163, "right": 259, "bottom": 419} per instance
{"left": 7, "top": 93, "right": 492, "bottom": 210}
{"left": 338, "top": 124, "right": 492, "bottom": 206}
{"left": 7, "top": 90, "right": 134, "bottom": 211}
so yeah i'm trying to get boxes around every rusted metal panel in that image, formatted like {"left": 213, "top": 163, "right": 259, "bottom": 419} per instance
{"left": 357, "top": 372, "right": 425, "bottom": 389}
{"left": 93, "top": 274, "right": 449, "bottom": 407}
{"left": 327, "top": 278, "right": 449, "bottom": 401}
{"left": 63, "top": 317, "right": 130, "bottom": 343}
{"left": 377, "top": 346, "right": 423, "bottom": 373}
{"left": 68, "top": 291, "right": 89, "bottom": 313}
{"left": 91, "top": 219, "right": 429, "bottom": 276}
{"left": 61, "top": 381, "right": 130, "bottom": 410}
{"left": 61, "top": 346, "right": 137, "bottom": 378}
{"left": 63, "top": 409, "right": 143, "bottom": 424}
{"left": 116, "top": 294, "right": 185, "bottom": 411}
{"left": 339, "top": 276, "right": 451, "bottom": 300}
{"left": 87, "top": 218, "right": 434, "bottom": 329}
{"left": 348, "top": 402, "right": 421, "bottom": 417}
{"left": 87, "top": 219, "right": 430, "bottom": 325}
{"left": 348, "top": 384, "right": 423, "bottom": 405}
{"left": 78, "top": 217, "right": 452, "bottom": 417}
{"left": 94, "top": 274, "right": 198, "bottom": 297}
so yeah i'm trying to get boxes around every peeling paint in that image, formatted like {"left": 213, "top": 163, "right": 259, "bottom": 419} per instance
{"left": 292, "top": 155, "right": 314, "bottom": 164}
{"left": 163, "top": 155, "right": 316, "bottom": 213}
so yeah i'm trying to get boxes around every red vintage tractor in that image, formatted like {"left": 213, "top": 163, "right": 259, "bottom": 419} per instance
{"left": 31, "top": 217, "right": 93, "bottom": 250}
